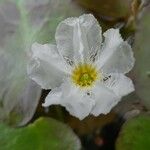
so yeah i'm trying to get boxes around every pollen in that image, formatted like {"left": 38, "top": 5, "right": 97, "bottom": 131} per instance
{"left": 71, "top": 63, "right": 100, "bottom": 88}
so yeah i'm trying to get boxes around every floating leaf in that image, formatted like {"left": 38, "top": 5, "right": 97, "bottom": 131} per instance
{"left": 75, "top": 0, "right": 132, "bottom": 21}
{"left": 134, "top": 4, "right": 150, "bottom": 109}
{"left": 116, "top": 115, "right": 150, "bottom": 150}
{"left": 0, "top": 117, "right": 81, "bottom": 150}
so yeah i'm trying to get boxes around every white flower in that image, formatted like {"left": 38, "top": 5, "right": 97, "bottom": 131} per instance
{"left": 27, "top": 14, "right": 135, "bottom": 120}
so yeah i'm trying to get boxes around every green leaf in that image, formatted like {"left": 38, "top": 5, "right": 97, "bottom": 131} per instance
{"left": 134, "top": 5, "right": 150, "bottom": 109}
{"left": 0, "top": 117, "right": 81, "bottom": 150}
{"left": 116, "top": 115, "right": 150, "bottom": 150}
{"left": 75, "top": 0, "right": 132, "bottom": 21}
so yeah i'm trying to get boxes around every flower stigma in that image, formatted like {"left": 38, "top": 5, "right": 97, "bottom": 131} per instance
{"left": 71, "top": 63, "right": 100, "bottom": 88}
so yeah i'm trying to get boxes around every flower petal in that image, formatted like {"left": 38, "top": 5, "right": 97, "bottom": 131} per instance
{"left": 96, "top": 29, "right": 135, "bottom": 74}
{"left": 43, "top": 79, "right": 95, "bottom": 120}
{"left": 55, "top": 14, "right": 102, "bottom": 63}
{"left": 91, "top": 83, "right": 120, "bottom": 116}
{"left": 104, "top": 73, "right": 134, "bottom": 97}
{"left": 27, "top": 42, "right": 70, "bottom": 89}
{"left": 62, "top": 79, "right": 95, "bottom": 120}
{"left": 42, "top": 87, "right": 62, "bottom": 107}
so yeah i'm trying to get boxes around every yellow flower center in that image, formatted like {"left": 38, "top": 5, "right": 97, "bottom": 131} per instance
{"left": 71, "top": 63, "right": 100, "bottom": 88}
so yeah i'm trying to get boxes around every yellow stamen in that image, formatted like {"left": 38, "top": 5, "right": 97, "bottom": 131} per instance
{"left": 71, "top": 63, "right": 100, "bottom": 88}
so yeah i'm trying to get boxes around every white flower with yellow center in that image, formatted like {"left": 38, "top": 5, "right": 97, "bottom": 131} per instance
{"left": 27, "top": 14, "right": 135, "bottom": 120}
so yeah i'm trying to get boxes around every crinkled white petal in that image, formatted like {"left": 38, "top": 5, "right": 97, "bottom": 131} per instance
{"left": 96, "top": 28, "right": 135, "bottom": 74}
{"left": 104, "top": 73, "right": 134, "bottom": 97}
{"left": 61, "top": 79, "right": 95, "bottom": 120}
{"left": 55, "top": 14, "right": 102, "bottom": 63}
{"left": 43, "top": 78, "right": 95, "bottom": 120}
{"left": 42, "top": 87, "right": 62, "bottom": 107}
{"left": 91, "top": 83, "right": 120, "bottom": 116}
{"left": 27, "top": 42, "right": 70, "bottom": 89}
